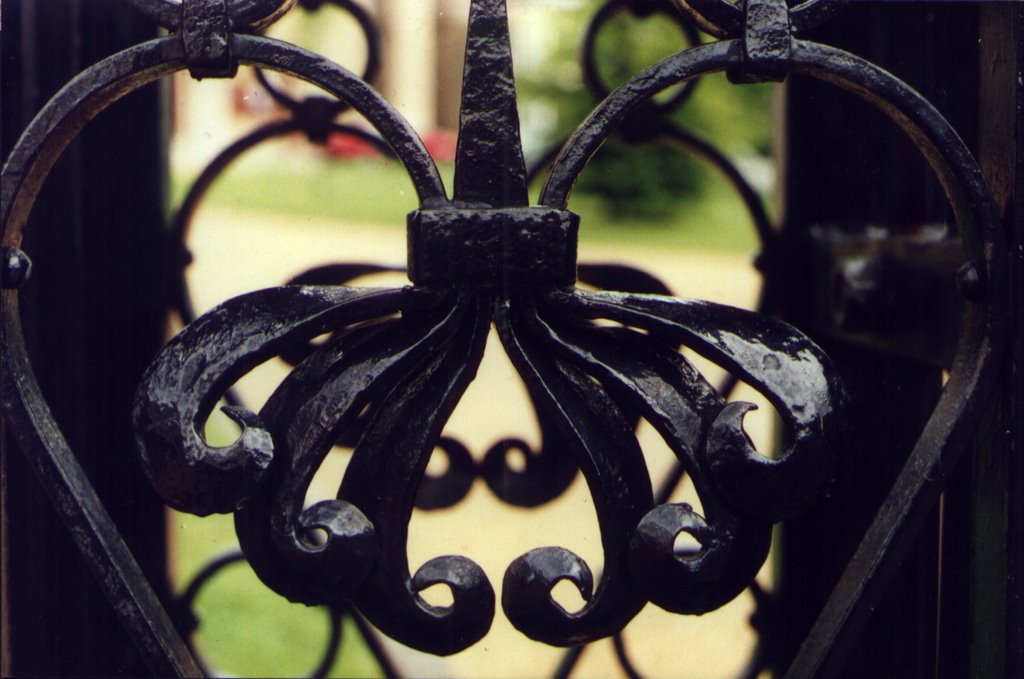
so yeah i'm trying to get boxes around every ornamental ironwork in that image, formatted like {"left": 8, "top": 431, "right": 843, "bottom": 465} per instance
{"left": 0, "top": 0, "right": 1006, "bottom": 676}
{"left": 133, "top": 0, "right": 845, "bottom": 657}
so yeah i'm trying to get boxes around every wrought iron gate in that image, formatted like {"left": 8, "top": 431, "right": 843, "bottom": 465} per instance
{"left": 2, "top": 0, "right": 1021, "bottom": 677}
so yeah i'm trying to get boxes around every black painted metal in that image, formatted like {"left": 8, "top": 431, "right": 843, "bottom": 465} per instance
{"left": 158, "top": 13, "right": 770, "bottom": 668}
{"left": 773, "top": 14, "right": 980, "bottom": 671}
{"left": 130, "top": 0, "right": 844, "bottom": 658}
{"left": 537, "top": 33, "right": 1006, "bottom": 671}
{"left": 166, "top": 2, "right": 773, "bottom": 547}
{"left": 999, "top": 9, "right": 1024, "bottom": 676}
{"left": 528, "top": 16, "right": 782, "bottom": 670}
{"left": 0, "top": 1, "right": 196, "bottom": 675}
{"left": 770, "top": 3, "right": 1007, "bottom": 675}
{"left": 1, "top": 0, "right": 1013, "bottom": 677}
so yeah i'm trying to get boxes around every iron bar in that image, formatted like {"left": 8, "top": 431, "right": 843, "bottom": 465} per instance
{"left": 0, "top": 310, "right": 203, "bottom": 677}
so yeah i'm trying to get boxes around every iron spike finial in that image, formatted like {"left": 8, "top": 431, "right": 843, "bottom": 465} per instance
{"left": 452, "top": 0, "right": 529, "bottom": 207}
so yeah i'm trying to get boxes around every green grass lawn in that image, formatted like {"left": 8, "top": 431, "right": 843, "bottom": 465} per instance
{"left": 172, "top": 155, "right": 764, "bottom": 254}
{"left": 172, "top": 511, "right": 386, "bottom": 678}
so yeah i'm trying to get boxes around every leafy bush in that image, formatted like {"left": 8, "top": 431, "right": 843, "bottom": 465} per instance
{"left": 517, "top": 2, "right": 774, "bottom": 222}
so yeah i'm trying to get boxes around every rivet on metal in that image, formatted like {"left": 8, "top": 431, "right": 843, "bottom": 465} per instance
{"left": 830, "top": 256, "right": 883, "bottom": 332}
{"left": 955, "top": 261, "right": 984, "bottom": 300}
{"left": 2, "top": 247, "right": 33, "bottom": 289}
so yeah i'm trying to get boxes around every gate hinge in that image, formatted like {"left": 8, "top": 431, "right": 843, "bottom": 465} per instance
{"left": 776, "top": 225, "right": 969, "bottom": 367}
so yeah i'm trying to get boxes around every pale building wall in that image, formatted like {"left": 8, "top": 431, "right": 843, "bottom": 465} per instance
{"left": 170, "top": 0, "right": 570, "bottom": 173}
{"left": 375, "top": 0, "right": 440, "bottom": 134}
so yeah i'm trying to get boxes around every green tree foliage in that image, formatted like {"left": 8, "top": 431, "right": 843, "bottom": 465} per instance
{"left": 517, "top": 1, "right": 774, "bottom": 222}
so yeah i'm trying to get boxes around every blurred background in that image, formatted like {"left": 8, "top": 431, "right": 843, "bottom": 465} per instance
{"left": 167, "top": 1, "right": 778, "bottom": 676}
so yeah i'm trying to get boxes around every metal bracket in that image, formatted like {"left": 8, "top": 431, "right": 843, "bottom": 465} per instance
{"left": 728, "top": 0, "right": 793, "bottom": 83}
{"left": 781, "top": 225, "right": 969, "bottom": 367}
{"left": 182, "top": 0, "right": 237, "bottom": 80}
{"left": 407, "top": 208, "right": 579, "bottom": 290}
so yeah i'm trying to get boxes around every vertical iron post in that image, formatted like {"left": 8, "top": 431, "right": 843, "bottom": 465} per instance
{"left": 774, "top": 2, "right": 1020, "bottom": 677}
{"left": 1, "top": 0, "right": 171, "bottom": 675}
{"left": 972, "top": 4, "right": 1024, "bottom": 677}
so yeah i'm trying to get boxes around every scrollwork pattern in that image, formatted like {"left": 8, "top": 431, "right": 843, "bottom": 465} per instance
{"left": 130, "top": 0, "right": 846, "bottom": 657}
{"left": 0, "top": 0, "right": 1004, "bottom": 672}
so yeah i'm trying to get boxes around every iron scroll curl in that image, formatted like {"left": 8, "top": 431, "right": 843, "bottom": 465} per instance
{"left": 0, "top": 28, "right": 447, "bottom": 671}
{"left": 542, "top": 34, "right": 1000, "bottom": 515}
{"left": 1, "top": 31, "right": 450, "bottom": 514}
{"left": 130, "top": 0, "right": 847, "bottom": 655}
{"left": 541, "top": 31, "right": 1005, "bottom": 673}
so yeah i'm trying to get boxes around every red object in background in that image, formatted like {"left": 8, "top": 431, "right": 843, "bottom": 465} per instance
{"left": 325, "top": 128, "right": 457, "bottom": 161}
{"left": 325, "top": 132, "right": 377, "bottom": 158}
{"left": 422, "top": 129, "right": 457, "bottom": 162}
